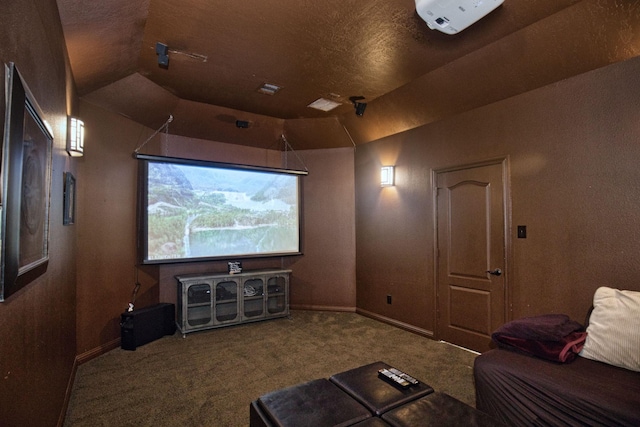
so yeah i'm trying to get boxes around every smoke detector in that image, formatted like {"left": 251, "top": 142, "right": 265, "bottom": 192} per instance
{"left": 415, "top": 0, "right": 504, "bottom": 35}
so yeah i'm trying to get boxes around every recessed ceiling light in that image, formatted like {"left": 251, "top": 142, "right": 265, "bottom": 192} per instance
{"left": 307, "top": 98, "right": 342, "bottom": 112}
{"left": 257, "top": 83, "right": 282, "bottom": 95}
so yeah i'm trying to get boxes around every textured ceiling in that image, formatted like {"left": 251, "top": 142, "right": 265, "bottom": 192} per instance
{"left": 56, "top": 0, "right": 640, "bottom": 150}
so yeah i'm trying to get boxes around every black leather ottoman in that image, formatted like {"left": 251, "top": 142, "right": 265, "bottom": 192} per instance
{"left": 330, "top": 361, "right": 434, "bottom": 416}
{"left": 351, "top": 418, "right": 392, "bottom": 426}
{"left": 381, "top": 392, "right": 505, "bottom": 427}
{"left": 250, "top": 378, "right": 372, "bottom": 427}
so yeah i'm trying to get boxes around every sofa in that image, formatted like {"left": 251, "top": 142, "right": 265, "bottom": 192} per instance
{"left": 474, "top": 286, "right": 640, "bottom": 426}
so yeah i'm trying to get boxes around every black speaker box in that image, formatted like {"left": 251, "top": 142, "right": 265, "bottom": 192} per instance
{"left": 120, "top": 303, "right": 176, "bottom": 351}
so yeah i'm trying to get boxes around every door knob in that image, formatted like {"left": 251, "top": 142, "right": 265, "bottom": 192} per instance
{"left": 486, "top": 268, "right": 502, "bottom": 276}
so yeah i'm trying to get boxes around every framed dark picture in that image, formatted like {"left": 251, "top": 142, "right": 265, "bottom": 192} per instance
{"left": 0, "top": 63, "right": 53, "bottom": 301}
{"left": 63, "top": 172, "right": 76, "bottom": 225}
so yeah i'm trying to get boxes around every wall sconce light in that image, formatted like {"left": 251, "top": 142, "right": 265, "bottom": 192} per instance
{"left": 381, "top": 166, "right": 395, "bottom": 187}
{"left": 67, "top": 117, "right": 84, "bottom": 157}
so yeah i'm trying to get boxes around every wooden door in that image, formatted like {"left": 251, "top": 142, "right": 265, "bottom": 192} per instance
{"left": 435, "top": 160, "right": 508, "bottom": 352}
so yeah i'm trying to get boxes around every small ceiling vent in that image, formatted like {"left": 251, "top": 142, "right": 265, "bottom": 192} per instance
{"left": 307, "top": 98, "right": 341, "bottom": 112}
{"left": 257, "top": 83, "right": 282, "bottom": 95}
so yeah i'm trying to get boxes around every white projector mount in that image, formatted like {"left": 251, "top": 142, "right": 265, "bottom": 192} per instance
{"left": 415, "top": 0, "right": 504, "bottom": 35}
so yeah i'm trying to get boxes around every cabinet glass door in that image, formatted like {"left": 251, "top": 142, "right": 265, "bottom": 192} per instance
{"left": 267, "top": 276, "right": 286, "bottom": 315}
{"left": 243, "top": 278, "right": 265, "bottom": 319}
{"left": 186, "top": 283, "right": 212, "bottom": 327}
{"left": 215, "top": 280, "right": 239, "bottom": 322}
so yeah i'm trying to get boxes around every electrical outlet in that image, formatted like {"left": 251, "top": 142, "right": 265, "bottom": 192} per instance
{"left": 517, "top": 225, "right": 527, "bottom": 238}
{"left": 387, "top": 295, "right": 392, "bottom": 304}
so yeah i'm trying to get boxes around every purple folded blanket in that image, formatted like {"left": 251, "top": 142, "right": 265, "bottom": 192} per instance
{"left": 491, "top": 314, "right": 587, "bottom": 363}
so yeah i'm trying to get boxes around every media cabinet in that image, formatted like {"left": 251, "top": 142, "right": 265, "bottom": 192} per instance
{"left": 175, "top": 269, "right": 290, "bottom": 336}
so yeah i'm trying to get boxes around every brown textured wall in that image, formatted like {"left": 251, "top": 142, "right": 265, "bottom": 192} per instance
{"left": 355, "top": 138, "right": 434, "bottom": 333}
{"left": 288, "top": 148, "right": 356, "bottom": 310}
{"left": 0, "top": 1, "right": 78, "bottom": 426}
{"left": 76, "top": 97, "right": 359, "bottom": 353}
{"left": 76, "top": 103, "right": 287, "bottom": 355}
{"left": 77, "top": 103, "right": 357, "bottom": 351}
{"left": 356, "top": 56, "right": 640, "bottom": 336}
{"left": 75, "top": 102, "right": 150, "bottom": 355}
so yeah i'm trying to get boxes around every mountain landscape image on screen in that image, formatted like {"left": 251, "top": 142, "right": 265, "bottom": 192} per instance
{"left": 146, "top": 161, "right": 300, "bottom": 261}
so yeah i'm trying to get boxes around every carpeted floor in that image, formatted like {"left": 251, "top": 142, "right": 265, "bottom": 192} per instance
{"left": 64, "top": 310, "right": 478, "bottom": 426}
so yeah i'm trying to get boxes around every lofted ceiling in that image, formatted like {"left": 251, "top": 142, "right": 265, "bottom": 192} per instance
{"left": 56, "top": 0, "right": 640, "bottom": 150}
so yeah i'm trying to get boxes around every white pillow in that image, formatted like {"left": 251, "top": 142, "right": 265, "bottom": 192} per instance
{"left": 579, "top": 286, "right": 640, "bottom": 372}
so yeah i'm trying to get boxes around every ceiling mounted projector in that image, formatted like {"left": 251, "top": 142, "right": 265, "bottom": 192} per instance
{"left": 415, "top": 0, "right": 504, "bottom": 35}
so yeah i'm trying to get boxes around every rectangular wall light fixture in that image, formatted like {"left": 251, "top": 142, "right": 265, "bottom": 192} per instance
{"left": 381, "top": 166, "right": 395, "bottom": 187}
{"left": 67, "top": 117, "right": 84, "bottom": 157}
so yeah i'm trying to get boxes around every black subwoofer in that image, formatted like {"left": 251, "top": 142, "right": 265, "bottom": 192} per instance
{"left": 120, "top": 303, "right": 176, "bottom": 351}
